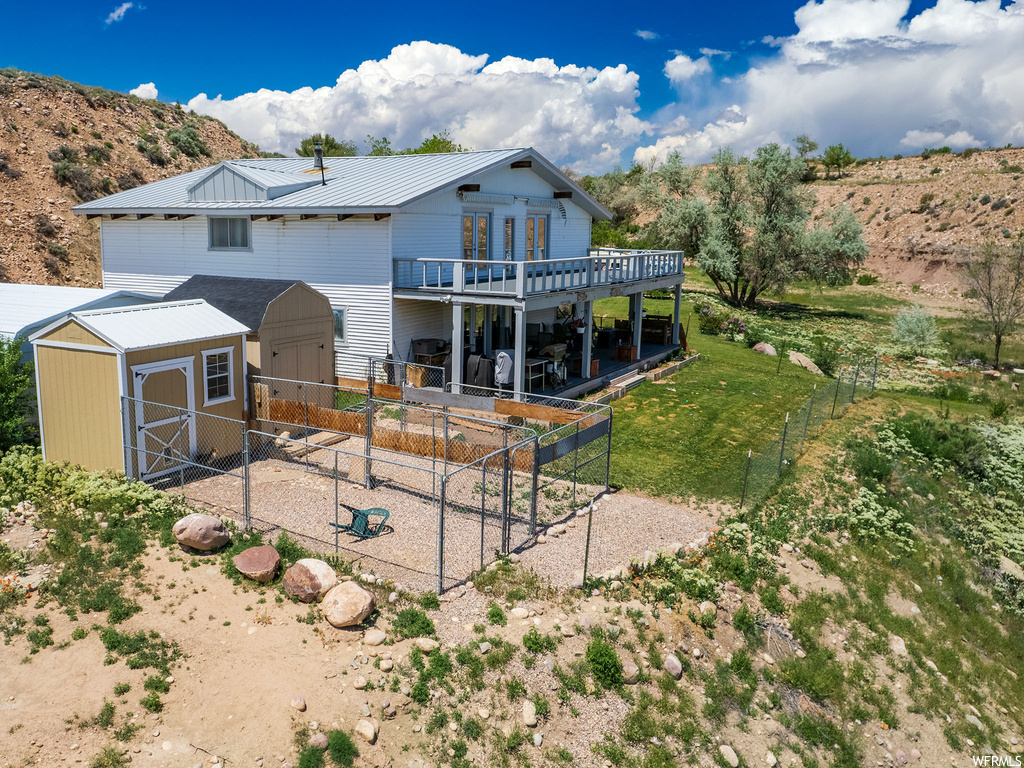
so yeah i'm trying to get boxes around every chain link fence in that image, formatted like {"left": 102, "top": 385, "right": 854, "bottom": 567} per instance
{"left": 738, "top": 357, "right": 879, "bottom": 511}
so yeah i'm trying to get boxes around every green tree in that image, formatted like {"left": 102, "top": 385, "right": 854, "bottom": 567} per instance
{"left": 401, "top": 130, "right": 467, "bottom": 155}
{"left": 964, "top": 240, "right": 1024, "bottom": 367}
{"left": 794, "top": 134, "right": 819, "bottom": 181}
{"left": 822, "top": 143, "right": 855, "bottom": 179}
{"left": 295, "top": 133, "right": 357, "bottom": 158}
{"left": 891, "top": 306, "right": 939, "bottom": 356}
{"left": 0, "top": 336, "right": 36, "bottom": 451}
{"left": 648, "top": 144, "right": 867, "bottom": 308}
{"left": 365, "top": 136, "right": 394, "bottom": 156}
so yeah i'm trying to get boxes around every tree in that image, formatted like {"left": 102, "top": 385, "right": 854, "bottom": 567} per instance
{"left": 295, "top": 133, "right": 357, "bottom": 158}
{"left": 647, "top": 143, "right": 867, "bottom": 308}
{"left": 822, "top": 143, "right": 855, "bottom": 179}
{"left": 794, "top": 134, "right": 819, "bottom": 181}
{"left": 0, "top": 336, "right": 36, "bottom": 452}
{"left": 963, "top": 240, "right": 1024, "bottom": 367}
{"left": 365, "top": 136, "right": 395, "bottom": 156}
{"left": 892, "top": 306, "right": 939, "bottom": 356}
{"left": 401, "top": 130, "right": 467, "bottom": 155}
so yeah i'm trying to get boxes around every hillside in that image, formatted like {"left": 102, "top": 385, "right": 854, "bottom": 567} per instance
{"left": 811, "top": 148, "right": 1024, "bottom": 296}
{"left": 0, "top": 69, "right": 263, "bottom": 286}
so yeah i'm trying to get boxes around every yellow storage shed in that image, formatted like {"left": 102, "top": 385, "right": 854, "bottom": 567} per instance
{"left": 31, "top": 300, "right": 248, "bottom": 478}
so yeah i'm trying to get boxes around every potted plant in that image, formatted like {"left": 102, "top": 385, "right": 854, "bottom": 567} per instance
{"left": 568, "top": 316, "right": 587, "bottom": 334}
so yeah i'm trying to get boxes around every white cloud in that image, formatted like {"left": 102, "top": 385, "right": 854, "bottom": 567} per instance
{"left": 699, "top": 48, "right": 731, "bottom": 59}
{"left": 187, "top": 41, "right": 651, "bottom": 173}
{"left": 635, "top": 29, "right": 659, "bottom": 41}
{"left": 636, "top": 0, "right": 1024, "bottom": 166}
{"left": 664, "top": 54, "right": 711, "bottom": 85}
{"left": 105, "top": 1, "right": 133, "bottom": 25}
{"left": 129, "top": 82, "right": 158, "bottom": 100}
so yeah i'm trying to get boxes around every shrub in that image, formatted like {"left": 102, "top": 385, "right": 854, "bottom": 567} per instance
{"left": 325, "top": 730, "right": 359, "bottom": 767}
{"left": 116, "top": 169, "right": 145, "bottom": 190}
{"left": 392, "top": 608, "right": 434, "bottom": 638}
{"left": 696, "top": 303, "right": 721, "bottom": 335}
{"left": 990, "top": 399, "right": 1011, "bottom": 419}
{"left": 140, "top": 691, "right": 163, "bottom": 712}
{"left": 47, "top": 241, "right": 68, "bottom": 261}
{"left": 585, "top": 638, "right": 623, "bottom": 689}
{"left": 917, "top": 192, "right": 935, "bottom": 213}
{"left": 811, "top": 337, "right": 840, "bottom": 377}
{"left": 136, "top": 140, "right": 167, "bottom": 167}
{"left": 297, "top": 747, "right": 324, "bottom": 768}
{"left": 0, "top": 152, "right": 22, "bottom": 180}
{"left": 980, "top": 194, "right": 992, "bottom": 206}
{"left": 84, "top": 144, "right": 111, "bottom": 164}
{"left": 891, "top": 306, "right": 938, "bottom": 356}
{"left": 522, "top": 627, "right": 557, "bottom": 654}
{"left": 48, "top": 145, "right": 97, "bottom": 201}
{"left": 418, "top": 592, "right": 440, "bottom": 611}
{"left": 487, "top": 602, "right": 506, "bottom": 626}
{"left": 165, "top": 124, "right": 210, "bottom": 158}
{"left": 856, "top": 273, "right": 879, "bottom": 286}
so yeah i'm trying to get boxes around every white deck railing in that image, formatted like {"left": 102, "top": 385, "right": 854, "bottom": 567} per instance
{"left": 393, "top": 249, "right": 684, "bottom": 299}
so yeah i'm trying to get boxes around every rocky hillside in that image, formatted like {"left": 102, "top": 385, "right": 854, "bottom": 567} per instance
{"left": 811, "top": 148, "right": 1024, "bottom": 297}
{"left": 0, "top": 69, "right": 264, "bottom": 286}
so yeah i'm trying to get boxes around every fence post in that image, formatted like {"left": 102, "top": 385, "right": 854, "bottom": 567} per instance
{"left": 334, "top": 450, "right": 339, "bottom": 554}
{"left": 572, "top": 421, "right": 580, "bottom": 510}
{"left": 851, "top": 361, "right": 861, "bottom": 403}
{"left": 437, "top": 476, "right": 446, "bottom": 594}
{"left": 739, "top": 450, "right": 752, "bottom": 509}
{"left": 530, "top": 440, "right": 540, "bottom": 536}
{"left": 480, "top": 461, "right": 486, "bottom": 571}
{"left": 802, "top": 385, "right": 815, "bottom": 447}
{"left": 177, "top": 409, "right": 185, "bottom": 498}
{"left": 242, "top": 423, "right": 250, "bottom": 531}
{"left": 582, "top": 501, "right": 595, "bottom": 587}
{"left": 364, "top": 376, "right": 374, "bottom": 489}
{"left": 500, "top": 432, "right": 510, "bottom": 554}
{"left": 604, "top": 409, "right": 613, "bottom": 494}
{"left": 831, "top": 370, "right": 842, "bottom": 419}
{"left": 871, "top": 352, "right": 879, "bottom": 393}
{"left": 778, "top": 413, "right": 790, "bottom": 476}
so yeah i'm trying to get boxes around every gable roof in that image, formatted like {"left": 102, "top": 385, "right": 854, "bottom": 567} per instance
{"left": 31, "top": 299, "right": 249, "bottom": 352}
{"left": 163, "top": 275, "right": 311, "bottom": 332}
{"left": 70, "top": 148, "right": 611, "bottom": 220}
{"left": 0, "top": 284, "right": 157, "bottom": 341}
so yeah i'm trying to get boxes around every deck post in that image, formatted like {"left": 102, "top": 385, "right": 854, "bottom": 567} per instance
{"left": 672, "top": 284, "right": 682, "bottom": 345}
{"left": 581, "top": 299, "right": 593, "bottom": 380}
{"left": 451, "top": 301, "right": 464, "bottom": 394}
{"left": 469, "top": 305, "right": 477, "bottom": 354}
{"left": 482, "top": 305, "right": 493, "bottom": 357}
{"left": 632, "top": 292, "right": 643, "bottom": 358}
{"left": 513, "top": 306, "right": 526, "bottom": 400}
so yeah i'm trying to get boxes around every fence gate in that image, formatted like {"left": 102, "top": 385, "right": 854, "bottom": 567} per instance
{"left": 130, "top": 358, "right": 197, "bottom": 480}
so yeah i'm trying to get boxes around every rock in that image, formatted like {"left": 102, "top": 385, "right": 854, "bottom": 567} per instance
{"left": 479, "top": 708, "right": 489, "bottom": 720}
{"left": 533, "top": 733, "right": 543, "bottom": 747}
{"left": 766, "top": 751, "right": 778, "bottom": 767}
{"left": 321, "top": 582, "right": 375, "bottom": 627}
{"left": 413, "top": 637, "right": 439, "bottom": 652}
{"left": 753, "top": 342, "right": 777, "bottom": 356}
{"left": 719, "top": 745, "right": 739, "bottom": 768}
{"left": 924, "top": 659, "right": 939, "bottom": 673}
{"left": 890, "top": 635, "right": 907, "bottom": 657}
{"left": 781, "top": 543, "right": 794, "bottom": 552}
{"left": 522, "top": 700, "right": 537, "bottom": 727}
{"left": 698, "top": 601, "right": 717, "bottom": 618}
{"left": 894, "top": 749, "right": 907, "bottom": 764}
{"left": 691, "top": 647, "right": 702, "bottom": 659}
{"left": 788, "top": 351, "right": 824, "bottom": 376}
{"left": 353, "top": 676, "right": 368, "bottom": 690}
{"left": 284, "top": 559, "right": 339, "bottom": 603}
{"left": 510, "top": 607, "right": 530, "bottom": 620}
{"left": 355, "top": 720, "right": 376, "bottom": 744}
{"left": 478, "top": 641, "right": 492, "bottom": 655}
{"left": 232, "top": 546, "right": 280, "bottom": 583}
{"left": 1000, "top": 556, "right": 1024, "bottom": 581}
{"left": 172, "top": 513, "right": 230, "bottom": 551}
{"left": 622, "top": 661, "right": 640, "bottom": 685}
{"left": 290, "top": 696, "right": 306, "bottom": 712}
{"left": 761, "top": 653, "right": 775, "bottom": 665}
{"left": 664, "top": 653, "right": 682, "bottom": 679}
{"left": 571, "top": 571, "right": 585, "bottom": 589}
{"left": 966, "top": 714, "right": 984, "bottom": 730}
{"left": 307, "top": 733, "right": 328, "bottom": 750}
{"left": 910, "top": 749, "right": 921, "bottom": 761}
{"left": 388, "top": 591, "right": 399, "bottom": 603}
{"left": 380, "top": 659, "right": 393, "bottom": 672}
{"left": 364, "top": 628, "right": 386, "bottom": 646}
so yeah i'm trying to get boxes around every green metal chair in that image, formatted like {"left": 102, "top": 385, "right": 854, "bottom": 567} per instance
{"left": 333, "top": 506, "right": 390, "bottom": 539}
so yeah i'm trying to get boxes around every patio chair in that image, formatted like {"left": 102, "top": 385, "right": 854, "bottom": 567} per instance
{"left": 333, "top": 506, "right": 390, "bottom": 539}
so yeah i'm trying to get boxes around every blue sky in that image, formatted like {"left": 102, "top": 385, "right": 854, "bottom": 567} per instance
{"left": 4, "top": 1, "right": 1024, "bottom": 171}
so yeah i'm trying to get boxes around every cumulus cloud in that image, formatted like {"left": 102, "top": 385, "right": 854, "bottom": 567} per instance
{"left": 635, "top": 29, "right": 659, "bottom": 40}
{"left": 636, "top": 0, "right": 1024, "bottom": 166}
{"left": 187, "top": 41, "right": 651, "bottom": 173}
{"left": 664, "top": 54, "right": 711, "bottom": 85}
{"left": 129, "top": 82, "right": 158, "bottom": 100}
{"left": 105, "top": 2, "right": 133, "bottom": 25}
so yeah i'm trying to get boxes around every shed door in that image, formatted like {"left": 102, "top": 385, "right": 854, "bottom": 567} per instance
{"left": 130, "top": 357, "right": 197, "bottom": 480}
{"left": 271, "top": 338, "right": 329, "bottom": 409}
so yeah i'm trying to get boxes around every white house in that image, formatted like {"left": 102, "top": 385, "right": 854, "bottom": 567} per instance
{"left": 72, "top": 148, "right": 684, "bottom": 397}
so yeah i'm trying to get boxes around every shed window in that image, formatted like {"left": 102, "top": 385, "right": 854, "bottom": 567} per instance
{"left": 333, "top": 309, "right": 346, "bottom": 344}
{"left": 209, "top": 217, "right": 250, "bottom": 250}
{"left": 202, "top": 347, "right": 234, "bottom": 405}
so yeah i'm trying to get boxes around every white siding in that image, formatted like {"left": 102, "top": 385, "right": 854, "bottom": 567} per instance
{"left": 100, "top": 215, "right": 391, "bottom": 377}
{"left": 392, "top": 299, "right": 449, "bottom": 361}
{"left": 391, "top": 213, "right": 460, "bottom": 260}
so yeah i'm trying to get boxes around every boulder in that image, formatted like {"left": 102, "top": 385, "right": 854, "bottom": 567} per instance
{"left": 290, "top": 696, "right": 306, "bottom": 712}
{"left": 522, "top": 700, "right": 537, "bottom": 727}
{"left": 890, "top": 635, "right": 907, "bottom": 657}
{"left": 752, "top": 342, "right": 777, "bottom": 356}
{"left": 698, "top": 601, "right": 717, "bottom": 618}
{"left": 308, "top": 733, "right": 328, "bottom": 750}
{"left": 509, "top": 607, "right": 530, "bottom": 620}
{"left": 1000, "top": 555, "right": 1024, "bottom": 581}
{"left": 788, "top": 350, "right": 824, "bottom": 376}
{"left": 622, "top": 661, "right": 640, "bottom": 685}
{"left": 355, "top": 719, "right": 376, "bottom": 744}
{"left": 172, "top": 513, "right": 230, "bottom": 551}
{"left": 232, "top": 545, "right": 280, "bottom": 583}
{"left": 363, "top": 628, "right": 387, "bottom": 646}
{"left": 284, "top": 559, "right": 339, "bottom": 603}
{"left": 719, "top": 745, "right": 739, "bottom": 768}
{"left": 413, "top": 637, "right": 439, "bottom": 652}
{"left": 321, "top": 581, "right": 375, "bottom": 627}
{"left": 664, "top": 653, "right": 682, "bottom": 679}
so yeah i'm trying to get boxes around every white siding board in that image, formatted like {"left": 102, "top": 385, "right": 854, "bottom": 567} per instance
{"left": 392, "top": 300, "right": 448, "bottom": 361}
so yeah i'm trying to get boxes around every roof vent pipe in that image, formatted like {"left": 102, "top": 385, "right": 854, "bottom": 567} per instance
{"left": 314, "top": 143, "right": 326, "bottom": 185}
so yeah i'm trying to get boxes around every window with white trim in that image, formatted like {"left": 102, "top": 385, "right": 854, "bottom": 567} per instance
{"left": 202, "top": 346, "right": 234, "bottom": 405}
{"left": 208, "top": 217, "right": 250, "bottom": 250}
{"left": 462, "top": 212, "right": 489, "bottom": 260}
{"left": 333, "top": 308, "right": 347, "bottom": 345}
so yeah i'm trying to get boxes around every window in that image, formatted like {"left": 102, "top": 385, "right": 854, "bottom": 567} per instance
{"left": 503, "top": 217, "right": 514, "bottom": 261}
{"left": 526, "top": 214, "right": 547, "bottom": 261}
{"left": 208, "top": 217, "right": 250, "bottom": 250}
{"left": 333, "top": 308, "right": 346, "bottom": 345}
{"left": 202, "top": 347, "right": 234, "bottom": 406}
{"left": 462, "top": 212, "right": 489, "bottom": 260}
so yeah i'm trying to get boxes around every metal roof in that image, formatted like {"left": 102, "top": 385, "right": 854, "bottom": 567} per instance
{"left": 32, "top": 299, "right": 249, "bottom": 352}
{"left": 0, "top": 284, "right": 157, "bottom": 340}
{"left": 71, "top": 148, "right": 612, "bottom": 220}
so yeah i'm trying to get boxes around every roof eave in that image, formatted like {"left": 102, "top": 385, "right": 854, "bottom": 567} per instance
{"left": 71, "top": 205, "right": 403, "bottom": 217}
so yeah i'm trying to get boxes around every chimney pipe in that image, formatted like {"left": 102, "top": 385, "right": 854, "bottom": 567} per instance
{"left": 314, "top": 143, "right": 326, "bottom": 186}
